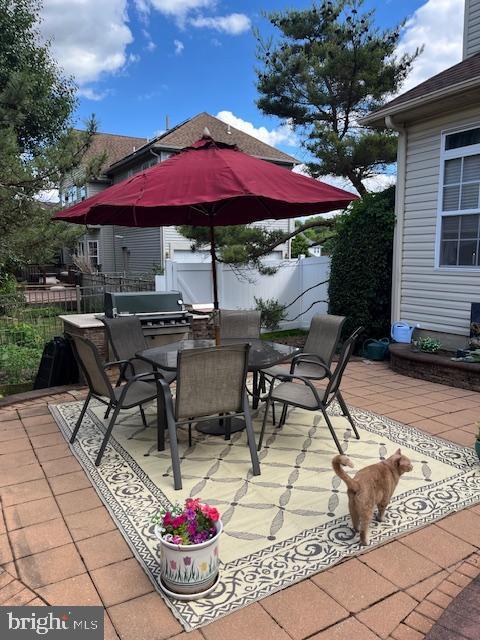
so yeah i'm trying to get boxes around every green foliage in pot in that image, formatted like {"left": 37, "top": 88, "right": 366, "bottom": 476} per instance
{"left": 328, "top": 186, "right": 395, "bottom": 340}
{"left": 254, "top": 297, "right": 287, "bottom": 331}
{"left": 414, "top": 337, "right": 441, "bottom": 353}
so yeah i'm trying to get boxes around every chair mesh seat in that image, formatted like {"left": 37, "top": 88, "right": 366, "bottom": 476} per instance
{"left": 270, "top": 381, "right": 319, "bottom": 409}
{"left": 113, "top": 380, "right": 158, "bottom": 408}
{"left": 263, "top": 361, "right": 329, "bottom": 380}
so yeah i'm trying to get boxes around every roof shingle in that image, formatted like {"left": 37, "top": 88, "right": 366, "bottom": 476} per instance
{"left": 366, "top": 52, "right": 480, "bottom": 121}
{"left": 151, "top": 113, "right": 296, "bottom": 164}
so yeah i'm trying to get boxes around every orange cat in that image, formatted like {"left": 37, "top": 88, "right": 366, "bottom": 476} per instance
{"left": 332, "top": 449, "right": 413, "bottom": 545}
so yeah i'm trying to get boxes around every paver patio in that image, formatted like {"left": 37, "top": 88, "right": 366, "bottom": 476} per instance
{"left": 0, "top": 360, "right": 479, "bottom": 640}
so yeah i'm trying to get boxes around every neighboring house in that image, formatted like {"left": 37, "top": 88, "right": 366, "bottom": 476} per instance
{"left": 362, "top": 0, "right": 480, "bottom": 348}
{"left": 61, "top": 112, "right": 297, "bottom": 272}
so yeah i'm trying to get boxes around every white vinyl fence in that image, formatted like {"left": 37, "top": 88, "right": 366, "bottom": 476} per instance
{"left": 155, "top": 257, "right": 331, "bottom": 330}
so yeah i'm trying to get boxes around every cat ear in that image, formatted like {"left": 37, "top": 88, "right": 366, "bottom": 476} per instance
{"left": 395, "top": 448, "right": 402, "bottom": 455}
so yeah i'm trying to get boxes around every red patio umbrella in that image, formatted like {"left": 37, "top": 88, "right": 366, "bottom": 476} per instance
{"left": 55, "top": 135, "right": 358, "bottom": 336}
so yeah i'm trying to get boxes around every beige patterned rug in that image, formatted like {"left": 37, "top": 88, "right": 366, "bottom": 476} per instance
{"left": 50, "top": 400, "right": 480, "bottom": 631}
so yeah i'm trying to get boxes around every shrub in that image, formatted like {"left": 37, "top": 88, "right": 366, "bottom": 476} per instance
{"left": 0, "top": 344, "right": 42, "bottom": 384}
{"left": 254, "top": 297, "right": 287, "bottom": 331}
{"left": 0, "top": 273, "right": 17, "bottom": 295}
{"left": 4, "top": 322, "right": 43, "bottom": 348}
{"left": 414, "top": 336, "right": 441, "bottom": 353}
{"left": 328, "top": 186, "right": 395, "bottom": 340}
{"left": 18, "top": 306, "right": 63, "bottom": 320}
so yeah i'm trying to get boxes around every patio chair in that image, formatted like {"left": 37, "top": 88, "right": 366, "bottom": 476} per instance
{"left": 101, "top": 316, "right": 176, "bottom": 385}
{"left": 157, "top": 343, "right": 261, "bottom": 490}
{"left": 219, "top": 309, "right": 261, "bottom": 340}
{"left": 257, "top": 327, "right": 363, "bottom": 454}
{"left": 101, "top": 316, "right": 175, "bottom": 421}
{"left": 68, "top": 334, "right": 164, "bottom": 466}
{"left": 261, "top": 313, "right": 346, "bottom": 425}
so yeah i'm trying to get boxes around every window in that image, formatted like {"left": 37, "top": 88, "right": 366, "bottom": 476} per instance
{"left": 63, "top": 185, "right": 86, "bottom": 206}
{"left": 88, "top": 241, "right": 99, "bottom": 268}
{"left": 438, "top": 126, "right": 480, "bottom": 267}
{"left": 75, "top": 241, "right": 85, "bottom": 257}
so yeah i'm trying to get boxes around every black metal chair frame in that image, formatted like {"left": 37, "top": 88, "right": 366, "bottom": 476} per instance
{"left": 257, "top": 327, "right": 363, "bottom": 454}
{"left": 156, "top": 344, "right": 261, "bottom": 491}
{"left": 68, "top": 335, "right": 166, "bottom": 467}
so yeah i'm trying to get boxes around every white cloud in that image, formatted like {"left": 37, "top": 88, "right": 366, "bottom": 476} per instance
{"left": 293, "top": 165, "right": 395, "bottom": 204}
{"left": 136, "top": 0, "right": 214, "bottom": 25}
{"left": 37, "top": 189, "right": 60, "bottom": 204}
{"left": 141, "top": 29, "right": 156, "bottom": 51}
{"left": 40, "top": 0, "right": 133, "bottom": 86}
{"left": 216, "top": 111, "right": 297, "bottom": 148}
{"left": 190, "top": 13, "right": 251, "bottom": 35}
{"left": 174, "top": 39, "right": 185, "bottom": 55}
{"left": 396, "top": 0, "right": 463, "bottom": 93}
{"left": 78, "top": 87, "right": 111, "bottom": 101}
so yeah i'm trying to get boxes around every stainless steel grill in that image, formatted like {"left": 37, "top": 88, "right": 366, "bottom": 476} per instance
{"left": 103, "top": 291, "right": 193, "bottom": 344}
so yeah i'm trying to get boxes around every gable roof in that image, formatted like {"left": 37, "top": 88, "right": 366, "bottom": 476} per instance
{"left": 107, "top": 112, "right": 297, "bottom": 173}
{"left": 155, "top": 112, "right": 296, "bottom": 164}
{"left": 362, "top": 52, "right": 480, "bottom": 127}
{"left": 81, "top": 132, "right": 148, "bottom": 174}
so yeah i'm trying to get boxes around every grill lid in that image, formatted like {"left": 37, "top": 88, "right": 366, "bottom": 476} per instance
{"left": 104, "top": 290, "right": 184, "bottom": 317}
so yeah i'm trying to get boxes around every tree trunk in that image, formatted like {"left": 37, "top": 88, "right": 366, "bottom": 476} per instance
{"left": 347, "top": 172, "right": 368, "bottom": 197}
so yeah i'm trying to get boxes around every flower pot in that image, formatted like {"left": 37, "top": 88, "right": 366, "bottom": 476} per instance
{"left": 476, "top": 439, "right": 480, "bottom": 462}
{"left": 155, "top": 520, "right": 223, "bottom": 597}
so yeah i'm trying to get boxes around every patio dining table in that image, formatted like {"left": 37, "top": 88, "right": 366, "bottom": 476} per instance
{"left": 136, "top": 338, "right": 299, "bottom": 443}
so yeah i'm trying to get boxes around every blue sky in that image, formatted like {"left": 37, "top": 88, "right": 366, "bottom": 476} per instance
{"left": 40, "top": 0, "right": 464, "bottom": 161}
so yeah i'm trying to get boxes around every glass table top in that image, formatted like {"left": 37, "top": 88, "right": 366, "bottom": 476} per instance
{"left": 136, "top": 338, "right": 299, "bottom": 371}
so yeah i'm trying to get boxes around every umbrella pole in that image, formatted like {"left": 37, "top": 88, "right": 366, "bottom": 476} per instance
{"left": 209, "top": 223, "right": 221, "bottom": 346}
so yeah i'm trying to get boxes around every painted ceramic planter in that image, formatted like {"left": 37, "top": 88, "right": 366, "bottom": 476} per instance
{"left": 155, "top": 520, "right": 223, "bottom": 597}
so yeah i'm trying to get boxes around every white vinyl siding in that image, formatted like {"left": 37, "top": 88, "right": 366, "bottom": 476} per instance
{"left": 464, "top": 0, "right": 480, "bottom": 58}
{"left": 400, "top": 105, "right": 480, "bottom": 337}
{"left": 163, "top": 218, "right": 291, "bottom": 261}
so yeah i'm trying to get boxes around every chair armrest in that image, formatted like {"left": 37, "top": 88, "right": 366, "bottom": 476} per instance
{"left": 293, "top": 359, "right": 332, "bottom": 378}
{"left": 104, "top": 359, "right": 135, "bottom": 376}
{"left": 266, "top": 372, "right": 323, "bottom": 406}
{"left": 115, "top": 370, "right": 169, "bottom": 404}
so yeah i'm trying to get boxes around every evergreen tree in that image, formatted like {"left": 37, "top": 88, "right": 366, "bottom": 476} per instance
{"left": 0, "top": 0, "right": 98, "bottom": 271}
{"left": 255, "top": 0, "right": 420, "bottom": 194}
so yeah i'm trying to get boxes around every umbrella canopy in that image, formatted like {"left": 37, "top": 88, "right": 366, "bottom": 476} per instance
{"left": 55, "top": 136, "right": 357, "bottom": 227}
{"left": 55, "top": 136, "right": 358, "bottom": 337}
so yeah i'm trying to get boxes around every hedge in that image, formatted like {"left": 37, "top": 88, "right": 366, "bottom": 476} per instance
{"left": 328, "top": 186, "right": 395, "bottom": 341}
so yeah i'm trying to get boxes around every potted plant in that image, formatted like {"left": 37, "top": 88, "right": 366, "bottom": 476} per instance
{"left": 153, "top": 498, "right": 222, "bottom": 599}
{"left": 413, "top": 336, "right": 441, "bottom": 353}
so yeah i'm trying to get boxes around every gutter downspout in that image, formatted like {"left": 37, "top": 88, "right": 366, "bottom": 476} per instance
{"left": 385, "top": 115, "right": 407, "bottom": 324}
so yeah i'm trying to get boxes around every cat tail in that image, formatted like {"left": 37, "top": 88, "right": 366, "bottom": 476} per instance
{"left": 332, "top": 455, "right": 360, "bottom": 493}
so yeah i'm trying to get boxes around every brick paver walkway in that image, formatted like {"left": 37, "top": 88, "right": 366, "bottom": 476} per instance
{"left": 0, "top": 361, "right": 479, "bottom": 640}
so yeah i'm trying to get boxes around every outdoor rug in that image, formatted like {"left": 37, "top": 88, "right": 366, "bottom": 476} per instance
{"left": 50, "top": 400, "right": 480, "bottom": 631}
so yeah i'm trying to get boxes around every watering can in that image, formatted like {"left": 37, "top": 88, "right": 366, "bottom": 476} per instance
{"left": 363, "top": 338, "right": 390, "bottom": 361}
{"left": 391, "top": 322, "right": 414, "bottom": 343}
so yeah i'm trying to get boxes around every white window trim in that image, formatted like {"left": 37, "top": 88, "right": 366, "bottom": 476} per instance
{"left": 435, "top": 121, "right": 480, "bottom": 271}
{"left": 87, "top": 240, "right": 100, "bottom": 267}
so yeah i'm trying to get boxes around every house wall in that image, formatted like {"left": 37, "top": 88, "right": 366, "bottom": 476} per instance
{"left": 464, "top": 0, "right": 480, "bottom": 58}
{"left": 162, "top": 218, "right": 291, "bottom": 262}
{"left": 399, "top": 104, "right": 480, "bottom": 345}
